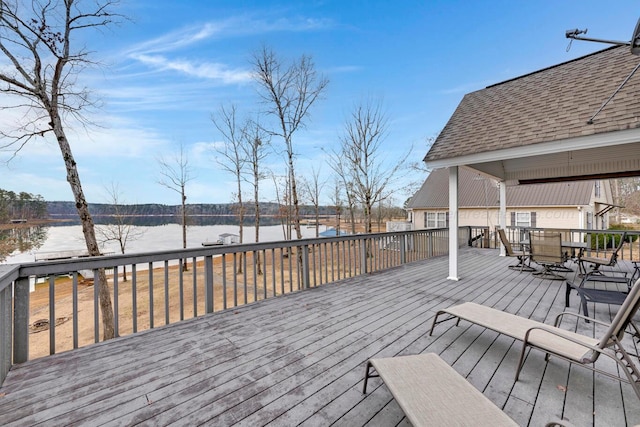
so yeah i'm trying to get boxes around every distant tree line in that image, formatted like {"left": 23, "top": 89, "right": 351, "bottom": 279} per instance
{"left": 45, "top": 201, "right": 337, "bottom": 218}
{"left": 0, "top": 189, "right": 47, "bottom": 223}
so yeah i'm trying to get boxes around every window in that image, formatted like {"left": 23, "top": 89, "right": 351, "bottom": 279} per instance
{"left": 587, "top": 212, "right": 593, "bottom": 229}
{"left": 515, "top": 212, "right": 531, "bottom": 227}
{"left": 595, "top": 181, "right": 601, "bottom": 197}
{"left": 426, "top": 212, "right": 447, "bottom": 228}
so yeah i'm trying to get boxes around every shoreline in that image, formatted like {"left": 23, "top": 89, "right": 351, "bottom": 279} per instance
{"left": 0, "top": 218, "right": 72, "bottom": 230}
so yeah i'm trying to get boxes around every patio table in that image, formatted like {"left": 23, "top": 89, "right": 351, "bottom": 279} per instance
{"left": 565, "top": 273, "right": 632, "bottom": 319}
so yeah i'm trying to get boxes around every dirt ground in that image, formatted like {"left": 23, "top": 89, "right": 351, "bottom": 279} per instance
{"left": 27, "top": 219, "right": 396, "bottom": 359}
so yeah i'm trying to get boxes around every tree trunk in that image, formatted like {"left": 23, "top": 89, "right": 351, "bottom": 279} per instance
{"left": 53, "top": 121, "right": 115, "bottom": 340}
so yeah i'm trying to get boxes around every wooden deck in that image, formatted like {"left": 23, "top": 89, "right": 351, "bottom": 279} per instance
{"left": 1, "top": 248, "right": 639, "bottom": 426}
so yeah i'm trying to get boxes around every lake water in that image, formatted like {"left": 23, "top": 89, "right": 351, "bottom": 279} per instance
{"left": 3, "top": 222, "right": 327, "bottom": 265}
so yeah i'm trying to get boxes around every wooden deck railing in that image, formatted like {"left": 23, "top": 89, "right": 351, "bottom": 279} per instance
{"left": 501, "top": 227, "right": 640, "bottom": 261}
{"left": 0, "top": 227, "right": 476, "bottom": 386}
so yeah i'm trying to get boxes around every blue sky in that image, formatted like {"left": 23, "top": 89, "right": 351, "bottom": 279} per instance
{"left": 0, "top": 1, "right": 635, "bottom": 205}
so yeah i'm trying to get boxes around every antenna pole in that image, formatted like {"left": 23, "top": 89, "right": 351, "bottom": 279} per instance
{"left": 566, "top": 34, "right": 631, "bottom": 47}
{"left": 587, "top": 61, "right": 640, "bottom": 124}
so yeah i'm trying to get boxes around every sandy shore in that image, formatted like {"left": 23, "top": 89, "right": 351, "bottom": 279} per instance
{"left": 26, "top": 218, "right": 394, "bottom": 359}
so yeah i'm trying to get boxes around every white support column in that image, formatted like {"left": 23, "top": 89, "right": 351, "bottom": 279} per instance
{"left": 448, "top": 166, "right": 459, "bottom": 281}
{"left": 499, "top": 181, "right": 507, "bottom": 256}
{"left": 578, "top": 206, "right": 584, "bottom": 229}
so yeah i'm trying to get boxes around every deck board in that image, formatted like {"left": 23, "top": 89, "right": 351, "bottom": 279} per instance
{"left": 1, "top": 247, "right": 639, "bottom": 426}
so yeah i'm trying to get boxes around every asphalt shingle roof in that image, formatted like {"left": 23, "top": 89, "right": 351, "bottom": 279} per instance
{"left": 424, "top": 46, "right": 640, "bottom": 162}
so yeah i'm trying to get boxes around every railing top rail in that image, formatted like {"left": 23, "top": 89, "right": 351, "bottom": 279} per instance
{"left": 11, "top": 228, "right": 445, "bottom": 279}
{"left": 0, "top": 264, "right": 20, "bottom": 292}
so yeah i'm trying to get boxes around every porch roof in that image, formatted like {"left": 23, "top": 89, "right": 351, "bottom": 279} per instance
{"left": 424, "top": 46, "right": 640, "bottom": 183}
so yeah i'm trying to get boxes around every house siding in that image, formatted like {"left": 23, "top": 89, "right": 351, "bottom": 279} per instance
{"left": 407, "top": 168, "right": 613, "bottom": 231}
{"left": 410, "top": 206, "right": 583, "bottom": 230}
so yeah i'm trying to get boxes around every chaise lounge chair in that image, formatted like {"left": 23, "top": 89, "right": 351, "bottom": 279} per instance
{"left": 362, "top": 353, "right": 518, "bottom": 426}
{"left": 429, "top": 278, "right": 640, "bottom": 400}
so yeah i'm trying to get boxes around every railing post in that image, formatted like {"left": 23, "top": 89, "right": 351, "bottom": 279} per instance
{"left": 205, "top": 255, "right": 214, "bottom": 313}
{"left": 400, "top": 234, "right": 406, "bottom": 264}
{"left": 302, "top": 245, "right": 310, "bottom": 289}
{"left": 13, "top": 277, "right": 29, "bottom": 364}
{"left": 1, "top": 285, "right": 12, "bottom": 382}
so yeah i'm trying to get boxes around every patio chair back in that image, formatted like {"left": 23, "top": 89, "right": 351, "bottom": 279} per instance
{"left": 579, "top": 232, "right": 627, "bottom": 275}
{"left": 597, "top": 277, "right": 640, "bottom": 351}
{"left": 529, "top": 231, "right": 563, "bottom": 264}
{"left": 497, "top": 228, "right": 516, "bottom": 256}
{"left": 607, "top": 232, "right": 626, "bottom": 266}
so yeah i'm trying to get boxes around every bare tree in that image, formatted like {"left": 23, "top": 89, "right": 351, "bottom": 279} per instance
{"left": 212, "top": 103, "right": 247, "bottom": 272}
{"left": 337, "top": 99, "right": 409, "bottom": 233}
{"left": 406, "top": 135, "right": 436, "bottom": 197}
{"left": 242, "top": 119, "right": 270, "bottom": 274}
{"left": 328, "top": 178, "right": 344, "bottom": 235}
{"left": 212, "top": 104, "right": 247, "bottom": 241}
{"left": 251, "top": 46, "right": 328, "bottom": 241}
{"left": 96, "top": 183, "right": 144, "bottom": 281}
{"left": 300, "top": 166, "right": 325, "bottom": 237}
{"left": 0, "top": 0, "right": 120, "bottom": 340}
{"left": 327, "top": 154, "right": 357, "bottom": 234}
{"left": 271, "top": 173, "right": 292, "bottom": 240}
{"left": 157, "top": 143, "right": 194, "bottom": 256}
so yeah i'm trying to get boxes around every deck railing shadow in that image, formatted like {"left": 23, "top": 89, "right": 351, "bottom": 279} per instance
{"left": 1, "top": 227, "right": 477, "bottom": 386}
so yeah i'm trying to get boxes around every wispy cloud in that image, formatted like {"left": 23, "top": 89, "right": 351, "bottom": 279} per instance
{"left": 126, "top": 15, "right": 334, "bottom": 56}
{"left": 124, "top": 22, "right": 228, "bottom": 56}
{"left": 130, "top": 54, "right": 252, "bottom": 83}
{"left": 123, "top": 14, "right": 334, "bottom": 83}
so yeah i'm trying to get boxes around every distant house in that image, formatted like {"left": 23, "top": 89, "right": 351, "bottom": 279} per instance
{"left": 406, "top": 167, "right": 615, "bottom": 230}
{"left": 218, "top": 233, "right": 240, "bottom": 245}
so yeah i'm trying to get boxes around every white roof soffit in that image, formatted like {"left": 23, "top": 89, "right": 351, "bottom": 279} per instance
{"left": 424, "top": 127, "right": 640, "bottom": 182}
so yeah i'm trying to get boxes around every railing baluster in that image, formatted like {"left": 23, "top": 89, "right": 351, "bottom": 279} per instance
{"left": 178, "top": 261, "right": 184, "bottom": 321}
{"left": 334, "top": 241, "right": 338, "bottom": 280}
{"left": 164, "top": 260, "right": 170, "bottom": 325}
{"left": 113, "top": 268, "right": 119, "bottom": 337}
{"left": 132, "top": 264, "right": 138, "bottom": 333}
{"left": 222, "top": 254, "right": 228, "bottom": 309}
{"left": 302, "top": 245, "right": 310, "bottom": 289}
{"left": 93, "top": 269, "right": 99, "bottom": 343}
{"left": 348, "top": 240, "right": 352, "bottom": 277}
{"left": 323, "top": 243, "right": 328, "bottom": 284}
{"left": 262, "top": 250, "right": 267, "bottom": 300}
{"left": 73, "top": 272, "right": 79, "bottom": 348}
{"left": 279, "top": 248, "right": 284, "bottom": 295}
{"left": 49, "top": 276, "right": 55, "bottom": 355}
{"left": 288, "top": 248, "right": 293, "bottom": 292}
{"left": 148, "top": 263, "right": 154, "bottom": 329}
{"left": 252, "top": 251, "right": 258, "bottom": 301}
{"left": 243, "top": 252, "right": 248, "bottom": 303}
{"left": 192, "top": 257, "right": 198, "bottom": 317}
{"left": 233, "top": 253, "right": 239, "bottom": 305}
